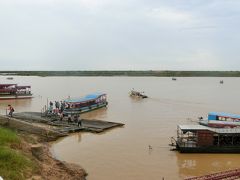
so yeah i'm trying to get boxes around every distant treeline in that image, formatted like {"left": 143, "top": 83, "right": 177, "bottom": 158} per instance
{"left": 1, "top": 71, "right": 240, "bottom": 77}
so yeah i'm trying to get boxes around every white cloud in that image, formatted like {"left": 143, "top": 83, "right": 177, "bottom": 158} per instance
{"left": 0, "top": 0, "right": 239, "bottom": 70}
{"left": 146, "top": 7, "right": 192, "bottom": 23}
{"left": 175, "top": 49, "right": 222, "bottom": 70}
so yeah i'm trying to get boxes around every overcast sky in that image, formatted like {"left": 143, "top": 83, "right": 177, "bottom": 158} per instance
{"left": 0, "top": 0, "right": 240, "bottom": 70}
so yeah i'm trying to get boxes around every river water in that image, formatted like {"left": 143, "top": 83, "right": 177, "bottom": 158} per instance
{"left": 1, "top": 76, "right": 240, "bottom": 180}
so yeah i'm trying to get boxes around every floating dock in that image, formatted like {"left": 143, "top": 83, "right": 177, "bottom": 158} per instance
{"left": 12, "top": 112, "right": 124, "bottom": 134}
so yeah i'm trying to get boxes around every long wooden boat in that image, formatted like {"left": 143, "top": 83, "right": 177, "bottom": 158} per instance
{"left": 62, "top": 93, "right": 108, "bottom": 115}
{"left": 0, "top": 84, "right": 32, "bottom": 100}
{"left": 174, "top": 124, "right": 240, "bottom": 153}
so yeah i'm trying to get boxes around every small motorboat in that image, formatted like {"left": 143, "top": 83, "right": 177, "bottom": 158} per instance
{"left": 172, "top": 77, "right": 177, "bottom": 81}
{"left": 220, "top": 80, "right": 224, "bottom": 84}
{"left": 6, "top": 77, "right": 13, "bottom": 80}
{"left": 129, "top": 90, "right": 148, "bottom": 98}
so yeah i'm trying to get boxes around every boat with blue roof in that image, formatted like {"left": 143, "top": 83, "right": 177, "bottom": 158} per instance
{"left": 62, "top": 93, "right": 108, "bottom": 115}
{"left": 199, "top": 112, "right": 240, "bottom": 128}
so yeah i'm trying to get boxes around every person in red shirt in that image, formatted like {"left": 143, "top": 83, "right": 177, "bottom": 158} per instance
{"left": 8, "top": 105, "right": 14, "bottom": 117}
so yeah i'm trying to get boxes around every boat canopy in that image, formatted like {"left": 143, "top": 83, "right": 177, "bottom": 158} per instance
{"left": 178, "top": 124, "right": 240, "bottom": 134}
{"left": 178, "top": 125, "right": 210, "bottom": 132}
{"left": 64, "top": 93, "right": 106, "bottom": 103}
{"left": 0, "top": 84, "right": 17, "bottom": 88}
{"left": 17, "top": 86, "right": 31, "bottom": 89}
{"left": 208, "top": 112, "right": 240, "bottom": 120}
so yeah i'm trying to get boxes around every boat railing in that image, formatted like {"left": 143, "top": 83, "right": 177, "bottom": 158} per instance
{"left": 177, "top": 137, "right": 197, "bottom": 147}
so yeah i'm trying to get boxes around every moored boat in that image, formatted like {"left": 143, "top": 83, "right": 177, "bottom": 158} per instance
{"left": 173, "top": 124, "right": 240, "bottom": 153}
{"left": 62, "top": 93, "right": 108, "bottom": 115}
{"left": 199, "top": 112, "right": 240, "bottom": 128}
{"left": 0, "top": 84, "right": 32, "bottom": 100}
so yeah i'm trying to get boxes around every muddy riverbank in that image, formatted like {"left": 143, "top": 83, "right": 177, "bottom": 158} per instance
{"left": 0, "top": 114, "right": 87, "bottom": 180}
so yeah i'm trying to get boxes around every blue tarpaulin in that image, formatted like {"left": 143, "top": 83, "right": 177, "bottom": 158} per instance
{"left": 64, "top": 93, "right": 105, "bottom": 103}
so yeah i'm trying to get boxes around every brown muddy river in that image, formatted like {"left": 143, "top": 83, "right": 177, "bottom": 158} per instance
{"left": 1, "top": 76, "right": 240, "bottom": 179}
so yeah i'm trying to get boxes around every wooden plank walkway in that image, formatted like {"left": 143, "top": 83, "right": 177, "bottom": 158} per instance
{"left": 12, "top": 112, "right": 124, "bottom": 134}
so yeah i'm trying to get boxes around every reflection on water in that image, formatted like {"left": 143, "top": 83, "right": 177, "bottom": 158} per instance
{"left": 81, "top": 107, "right": 108, "bottom": 120}
{"left": 2, "top": 76, "right": 240, "bottom": 179}
{"left": 177, "top": 153, "right": 240, "bottom": 178}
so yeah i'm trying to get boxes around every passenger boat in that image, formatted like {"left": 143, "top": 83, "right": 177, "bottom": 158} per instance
{"left": 129, "top": 90, "right": 148, "bottom": 98}
{"left": 173, "top": 124, "right": 240, "bottom": 153}
{"left": 62, "top": 93, "right": 108, "bottom": 115}
{"left": 199, "top": 112, "right": 240, "bottom": 128}
{"left": 0, "top": 84, "right": 32, "bottom": 100}
{"left": 172, "top": 77, "right": 177, "bottom": 81}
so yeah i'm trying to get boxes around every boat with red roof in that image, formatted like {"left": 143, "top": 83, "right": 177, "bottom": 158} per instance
{"left": 0, "top": 84, "right": 32, "bottom": 100}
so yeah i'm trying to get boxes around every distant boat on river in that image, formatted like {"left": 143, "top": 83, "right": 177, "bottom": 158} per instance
{"left": 220, "top": 80, "right": 224, "bottom": 84}
{"left": 6, "top": 77, "right": 13, "bottom": 80}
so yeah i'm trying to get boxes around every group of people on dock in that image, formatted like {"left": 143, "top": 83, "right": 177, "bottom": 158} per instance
{"left": 67, "top": 114, "right": 82, "bottom": 127}
{"left": 49, "top": 101, "right": 66, "bottom": 114}
{"left": 48, "top": 100, "right": 82, "bottom": 127}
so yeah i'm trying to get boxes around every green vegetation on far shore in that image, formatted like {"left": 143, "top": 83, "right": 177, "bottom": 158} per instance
{"left": 0, "top": 127, "right": 35, "bottom": 180}
{"left": 1, "top": 70, "right": 240, "bottom": 77}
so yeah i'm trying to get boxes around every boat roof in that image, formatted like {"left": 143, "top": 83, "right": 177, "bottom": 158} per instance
{"left": 0, "top": 84, "right": 17, "bottom": 87}
{"left": 209, "top": 112, "right": 240, "bottom": 119}
{"left": 0, "top": 84, "right": 31, "bottom": 88}
{"left": 64, "top": 93, "right": 106, "bottom": 103}
{"left": 178, "top": 125, "right": 211, "bottom": 131}
{"left": 178, "top": 124, "right": 240, "bottom": 134}
{"left": 17, "top": 86, "right": 31, "bottom": 89}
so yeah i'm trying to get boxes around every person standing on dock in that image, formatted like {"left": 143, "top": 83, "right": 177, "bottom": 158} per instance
{"left": 60, "top": 101, "right": 64, "bottom": 113}
{"left": 67, "top": 114, "right": 72, "bottom": 124}
{"left": 7, "top": 105, "right": 14, "bottom": 117}
{"left": 77, "top": 114, "right": 82, "bottom": 127}
{"left": 59, "top": 112, "right": 63, "bottom": 121}
{"left": 55, "top": 101, "right": 60, "bottom": 110}
{"left": 49, "top": 101, "right": 53, "bottom": 113}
